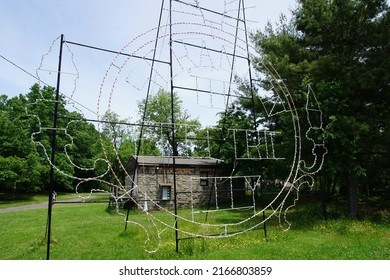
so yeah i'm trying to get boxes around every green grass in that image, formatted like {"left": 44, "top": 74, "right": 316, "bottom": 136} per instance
{"left": 0, "top": 198, "right": 389, "bottom": 260}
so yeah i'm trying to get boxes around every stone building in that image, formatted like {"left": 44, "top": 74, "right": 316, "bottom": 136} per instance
{"left": 124, "top": 156, "right": 244, "bottom": 210}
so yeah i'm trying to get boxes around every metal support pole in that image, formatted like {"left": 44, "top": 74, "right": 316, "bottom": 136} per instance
{"left": 239, "top": 0, "right": 267, "bottom": 238}
{"left": 46, "top": 34, "right": 64, "bottom": 260}
{"left": 169, "top": 0, "right": 180, "bottom": 253}
{"left": 260, "top": 185, "right": 267, "bottom": 238}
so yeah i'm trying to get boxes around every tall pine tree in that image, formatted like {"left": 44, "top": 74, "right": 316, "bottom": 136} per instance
{"left": 251, "top": 0, "right": 390, "bottom": 217}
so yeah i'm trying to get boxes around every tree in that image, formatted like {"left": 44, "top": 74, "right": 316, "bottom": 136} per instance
{"left": 0, "top": 84, "right": 106, "bottom": 193}
{"left": 137, "top": 89, "right": 201, "bottom": 156}
{"left": 100, "top": 111, "right": 135, "bottom": 149}
{"left": 250, "top": 0, "right": 390, "bottom": 218}
{"left": 90, "top": 111, "right": 138, "bottom": 188}
{"left": 193, "top": 102, "right": 255, "bottom": 171}
{"left": 0, "top": 96, "right": 44, "bottom": 192}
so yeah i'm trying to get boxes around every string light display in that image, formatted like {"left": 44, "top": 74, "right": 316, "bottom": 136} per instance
{"left": 28, "top": 0, "right": 327, "bottom": 255}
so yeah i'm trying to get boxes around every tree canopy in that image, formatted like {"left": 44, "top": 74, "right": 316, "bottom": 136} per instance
{"left": 137, "top": 88, "right": 201, "bottom": 156}
{"left": 248, "top": 0, "right": 390, "bottom": 217}
{"left": 0, "top": 85, "right": 104, "bottom": 193}
{"left": 0, "top": 86, "right": 203, "bottom": 193}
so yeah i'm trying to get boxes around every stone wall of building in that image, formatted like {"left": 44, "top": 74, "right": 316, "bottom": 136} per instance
{"left": 124, "top": 158, "right": 249, "bottom": 211}
{"left": 127, "top": 166, "right": 238, "bottom": 210}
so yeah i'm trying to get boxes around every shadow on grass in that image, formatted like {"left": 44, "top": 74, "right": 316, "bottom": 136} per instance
{"left": 0, "top": 192, "right": 41, "bottom": 204}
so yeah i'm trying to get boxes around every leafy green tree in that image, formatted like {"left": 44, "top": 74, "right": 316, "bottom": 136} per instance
{"left": 137, "top": 88, "right": 201, "bottom": 156}
{"left": 1, "top": 84, "right": 107, "bottom": 193}
{"left": 25, "top": 84, "right": 77, "bottom": 191}
{"left": 90, "top": 111, "right": 137, "bottom": 188}
{"left": 0, "top": 92, "right": 45, "bottom": 192}
{"left": 100, "top": 111, "right": 136, "bottom": 149}
{"left": 0, "top": 101, "right": 44, "bottom": 192}
{"left": 251, "top": 0, "right": 390, "bottom": 217}
{"left": 193, "top": 103, "right": 253, "bottom": 167}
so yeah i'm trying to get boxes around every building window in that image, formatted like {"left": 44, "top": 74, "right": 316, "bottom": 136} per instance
{"left": 160, "top": 184, "right": 172, "bottom": 200}
{"left": 200, "top": 171, "right": 209, "bottom": 186}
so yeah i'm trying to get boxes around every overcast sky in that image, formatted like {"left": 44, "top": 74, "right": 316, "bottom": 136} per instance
{"left": 0, "top": 0, "right": 296, "bottom": 126}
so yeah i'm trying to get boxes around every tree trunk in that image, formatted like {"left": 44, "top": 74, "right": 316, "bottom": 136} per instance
{"left": 319, "top": 174, "right": 328, "bottom": 220}
{"left": 347, "top": 172, "right": 358, "bottom": 218}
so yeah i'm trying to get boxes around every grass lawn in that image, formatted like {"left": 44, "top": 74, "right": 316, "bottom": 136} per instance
{"left": 0, "top": 196, "right": 389, "bottom": 260}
